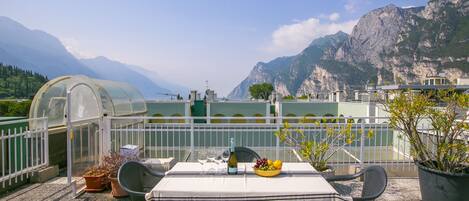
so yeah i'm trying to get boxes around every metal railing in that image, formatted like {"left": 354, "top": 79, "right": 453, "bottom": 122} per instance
{"left": 103, "top": 116, "right": 416, "bottom": 171}
{"left": 0, "top": 117, "right": 48, "bottom": 187}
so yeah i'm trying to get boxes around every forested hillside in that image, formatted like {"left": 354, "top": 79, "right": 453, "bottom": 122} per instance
{"left": 0, "top": 63, "right": 48, "bottom": 99}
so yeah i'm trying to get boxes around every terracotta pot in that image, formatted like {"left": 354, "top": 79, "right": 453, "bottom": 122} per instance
{"left": 83, "top": 173, "right": 106, "bottom": 192}
{"left": 109, "top": 176, "right": 128, "bottom": 198}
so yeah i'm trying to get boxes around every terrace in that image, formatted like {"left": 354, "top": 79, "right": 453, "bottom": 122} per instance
{"left": 0, "top": 116, "right": 428, "bottom": 200}
{"left": 1, "top": 75, "right": 464, "bottom": 200}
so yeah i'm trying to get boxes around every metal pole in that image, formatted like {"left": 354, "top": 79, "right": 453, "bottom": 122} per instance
{"left": 43, "top": 118, "right": 49, "bottom": 166}
{"left": 190, "top": 119, "right": 195, "bottom": 161}
{"left": 359, "top": 118, "right": 365, "bottom": 169}
{"left": 66, "top": 91, "right": 72, "bottom": 184}
{"left": 101, "top": 117, "right": 111, "bottom": 158}
{"left": 275, "top": 117, "right": 280, "bottom": 159}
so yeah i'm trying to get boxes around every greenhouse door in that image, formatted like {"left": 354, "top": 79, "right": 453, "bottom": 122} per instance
{"left": 65, "top": 84, "right": 102, "bottom": 197}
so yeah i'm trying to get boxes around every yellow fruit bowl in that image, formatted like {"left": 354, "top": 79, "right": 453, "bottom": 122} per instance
{"left": 253, "top": 168, "right": 282, "bottom": 177}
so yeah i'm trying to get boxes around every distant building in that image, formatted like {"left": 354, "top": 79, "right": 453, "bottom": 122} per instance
{"left": 457, "top": 77, "right": 469, "bottom": 85}
{"left": 422, "top": 75, "right": 448, "bottom": 85}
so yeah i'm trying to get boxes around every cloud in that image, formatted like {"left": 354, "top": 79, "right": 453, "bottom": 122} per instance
{"left": 401, "top": 5, "right": 416, "bottom": 9}
{"left": 264, "top": 17, "right": 358, "bottom": 54}
{"left": 60, "top": 37, "right": 96, "bottom": 59}
{"left": 319, "top": 12, "right": 341, "bottom": 21}
{"left": 345, "top": 0, "right": 370, "bottom": 13}
{"left": 345, "top": 1, "right": 356, "bottom": 12}
{"left": 328, "top": 12, "right": 340, "bottom": 21}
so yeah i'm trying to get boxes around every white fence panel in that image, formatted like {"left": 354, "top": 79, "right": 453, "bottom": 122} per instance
{"left": 0, "top": 117, "right": 48, "bottom": 187}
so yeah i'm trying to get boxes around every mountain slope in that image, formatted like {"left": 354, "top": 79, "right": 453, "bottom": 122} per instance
{"left": 229, "top": 0, "right": 469, "bottom": 99}
{"left": 80, "top": 57, "right": 171, "bottom": 98}
{"left": 0, "top": 16, "right": 97, "bottom": 78}
{"left": 0, "top": 16, "right": 186, "bottom": 99}
{"left": 0, "top": 63, "right": 48, "bottom": 99}
{"left": 129, "top": 65, "right": 189, "bottom": 97}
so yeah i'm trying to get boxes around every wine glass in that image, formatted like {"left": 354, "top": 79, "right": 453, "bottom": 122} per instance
{"left": 198, "top": 158, "right": 208, "bottom": 165}
{"left": 206, "top": 149, "right": 220, "bottom": 164}
{"left": 221, "top": 150, "right": 230, "bottom": 163}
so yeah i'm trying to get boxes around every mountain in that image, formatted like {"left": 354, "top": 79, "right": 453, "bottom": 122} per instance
{"left": 0, "top": 16, "right": 97, "bottom": 78}
{"left": 0, "top": 16, "right": 186, "bottom": 99}
{"left": 80, "top": 57, "right": 171, "bottom": 98}
{"left": 229, "top": 0, "right": 469, "bottom": 99}
{"left": 129, "top": 65, "right": 189, "bottom": 97}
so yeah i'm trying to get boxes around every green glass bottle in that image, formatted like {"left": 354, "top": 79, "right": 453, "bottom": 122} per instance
{"left": 227, "top": 138, "right": 238, "bottom": 175}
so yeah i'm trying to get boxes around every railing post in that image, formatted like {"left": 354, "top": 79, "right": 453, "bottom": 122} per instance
{"left": 359, "top": 118, "right": 365, "bottom": 169}
{"left": 190, "top": 119, "right": 195, "bottom": 161}
{"left": 275, "top": 117, "right": 280, "bottom": 159}
{"left": 43, "top": 118, "right": 49, "bottom": 166}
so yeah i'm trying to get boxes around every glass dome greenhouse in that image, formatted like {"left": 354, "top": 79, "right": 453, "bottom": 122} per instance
{"left": 30, "top": 75, "right": 147, "bottom": 128}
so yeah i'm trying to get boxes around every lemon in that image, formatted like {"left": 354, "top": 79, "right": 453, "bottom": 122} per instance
{"left": 273, "top": 160, "right": 282, "bottom": 170}
{"left": 267, "top": 159, "right": 273, "bottom": 166}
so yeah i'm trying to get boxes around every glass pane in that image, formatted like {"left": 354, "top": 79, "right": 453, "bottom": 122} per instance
{"left": 70, "top": 85, "right": 100, "bottom": 122}
{"left": 93, "top": 80, "right": 132, "bottom": 116}
{"left": 33, "top": 79, "right": 69, "bottom": 127}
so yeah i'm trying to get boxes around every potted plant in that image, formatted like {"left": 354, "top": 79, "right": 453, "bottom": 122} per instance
{"left": 383, "top": 90, "right": 469, "bottom": 201}
{"left": 275, "top": 119, "right": 373, "bottom": 177}
{"left": 83, "top": 165, "right": 108, "bottom": 192}
{"left": 102, "top": 152, "right": 132, "bottom": 198}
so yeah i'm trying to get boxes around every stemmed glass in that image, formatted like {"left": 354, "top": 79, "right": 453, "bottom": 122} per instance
{"left": 221, "top": 150, "right": 230, "bottom": 163}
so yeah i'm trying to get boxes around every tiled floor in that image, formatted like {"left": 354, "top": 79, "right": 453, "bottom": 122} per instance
{"left": 0, "top": 177, "right": 421, "bottom": 201}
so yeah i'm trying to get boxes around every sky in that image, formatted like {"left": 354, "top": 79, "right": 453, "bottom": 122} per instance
{"left": 0, "top": 0, "right": 428, "bottom": 96}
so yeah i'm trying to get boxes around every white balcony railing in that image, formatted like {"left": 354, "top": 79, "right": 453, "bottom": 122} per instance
{"left": 0, "top": 117, "right": 49, "bottom": 187}
{"left": 102, "top": 116, "right": 415, "bottom": 167}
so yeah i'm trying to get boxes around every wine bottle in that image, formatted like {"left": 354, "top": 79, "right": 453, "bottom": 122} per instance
{"left": 227, "top": 138, "right": 238, "bottom": 175}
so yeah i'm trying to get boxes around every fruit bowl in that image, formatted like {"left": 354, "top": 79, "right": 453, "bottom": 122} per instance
{"left": 254, "top": 168, "right": 281, "bottom": 177}
{"left": 253, "top": 158, "right": 283, "bottom": 177}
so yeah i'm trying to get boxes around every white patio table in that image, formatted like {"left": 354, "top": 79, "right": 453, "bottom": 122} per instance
{"left": 145, "top": 162, "right": 344, "bottom": 201}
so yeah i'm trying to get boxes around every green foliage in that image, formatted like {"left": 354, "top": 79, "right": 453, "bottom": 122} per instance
{"left": 383, "top": 90, "right": 469, "bottom": 173}
{"left": 300, "top": 113, "right": 317, "bottom": 123}
{"left": 298, "top": 95, "right": 308, "bottom": 100}
{"left": 282, "top": 95, "right": 294, "bottom": 100}
{"left": 0, "top": 100, "right": 32, "bottom": 117}
{"left": 275, "top": 121, "right": 373, "bottom": 171}
{"left": 0, "top": 63, "right": 48, "bottom": 99}
{"left": 248, "top": 83, "right": 274, "bottom": 100}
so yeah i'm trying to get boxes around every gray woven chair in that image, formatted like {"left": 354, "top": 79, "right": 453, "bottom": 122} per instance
{"left": 221, "top": 146, "right": 260, "bottom": 162}
{"left": 118, "top": 161, "right": 166, "bottom": 201}
{"left": 326, "top": 166, "right": 387, "bottom": 201}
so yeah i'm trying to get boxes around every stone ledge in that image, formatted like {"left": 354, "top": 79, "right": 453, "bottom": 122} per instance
{"left": 30, "top": 165, "right": 59, "bottom": 183}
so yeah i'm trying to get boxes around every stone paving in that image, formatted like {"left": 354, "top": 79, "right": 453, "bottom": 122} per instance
{"left": 333, "top": 178, "right": 421, "bottom": 201}
{"left": 0, "top": 177, "right": 421, "bottom": 201}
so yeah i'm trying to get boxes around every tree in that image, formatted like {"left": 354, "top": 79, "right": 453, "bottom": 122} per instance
{"left": 383, "top": 90, "right": 469, "bottom": 173}
{"left": 249, "top": 83, "right": 274, "bottom": 100}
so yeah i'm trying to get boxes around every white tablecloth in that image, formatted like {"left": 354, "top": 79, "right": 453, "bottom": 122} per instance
{"left": 145, "top": 162, "right": 341, "bottom": 201}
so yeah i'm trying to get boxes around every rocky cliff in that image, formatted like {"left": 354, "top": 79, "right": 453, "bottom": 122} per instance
{"left": 229, "top": 0, "right": 469, "bottom": 99}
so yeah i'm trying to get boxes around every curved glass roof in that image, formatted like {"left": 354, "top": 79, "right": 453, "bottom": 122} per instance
{"left": 30, "top": 75, "right": 147, "bottom": 128}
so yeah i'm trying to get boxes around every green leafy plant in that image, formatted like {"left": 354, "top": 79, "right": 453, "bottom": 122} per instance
{"left": 275, "top": 121, "right": 373, "bottom": 171}
{"left": 248, "top": 83, "right": 274, "bottom": 100}
{"left": 383, "top": 90, "right": 469, "bottom": 173}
